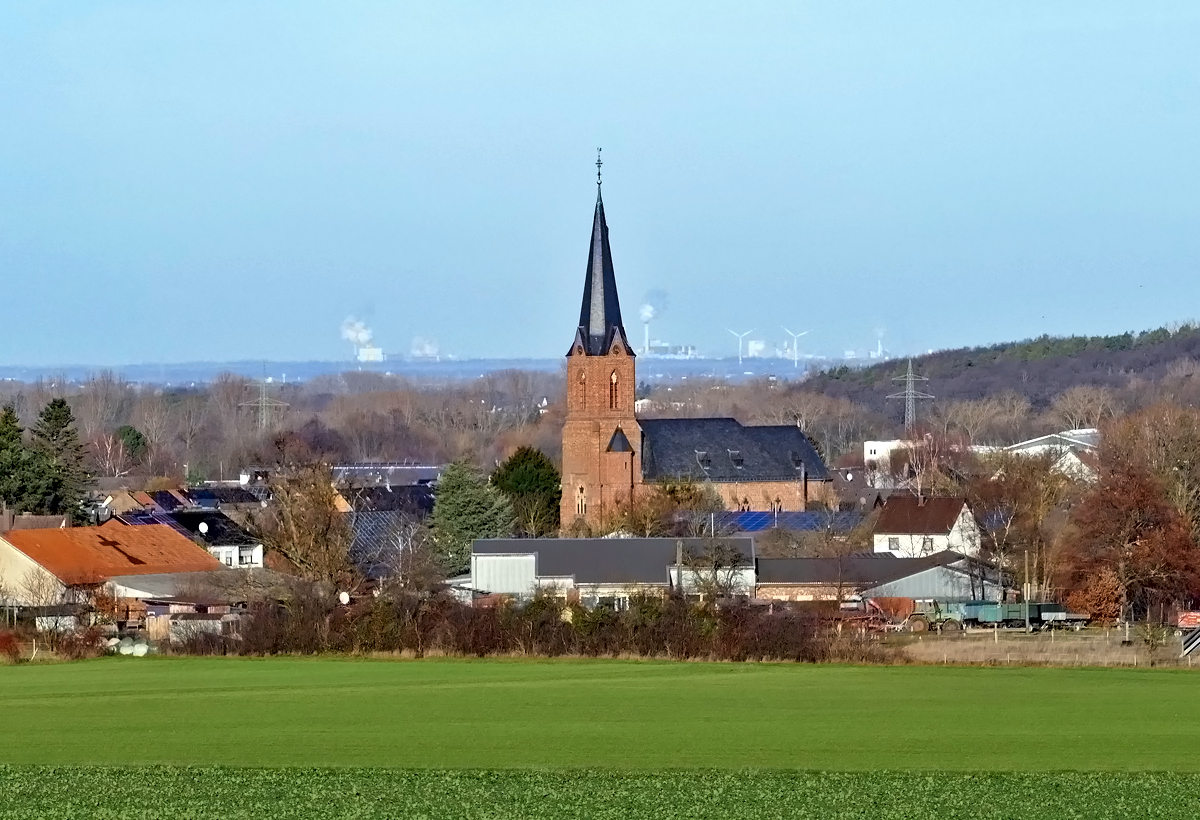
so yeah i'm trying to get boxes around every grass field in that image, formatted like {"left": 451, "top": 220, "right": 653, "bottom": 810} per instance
{"left": 3, "top": 657, "right": 1199, "bottom": 817}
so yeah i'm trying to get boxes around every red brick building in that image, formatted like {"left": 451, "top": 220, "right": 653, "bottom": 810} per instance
{"left": 560, "top": 177, "right": 833, "bottom": 529}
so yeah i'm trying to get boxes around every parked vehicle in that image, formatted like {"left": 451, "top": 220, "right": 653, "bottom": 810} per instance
{"left": 876, "top": 598, "right": 1089, "bottom": 632}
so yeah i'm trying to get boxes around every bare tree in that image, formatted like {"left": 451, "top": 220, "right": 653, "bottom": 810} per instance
{"left": 1052, "top": 386, "right": 1119, "bottom": 430}
{"left": 682, "top": 538, "right": 751, "bottom": 601}
{"left": 251, "top": 464, "right": 356, "bottom": 588}
{"left": 134, "top": 394, "right": 172, "bottom": 473}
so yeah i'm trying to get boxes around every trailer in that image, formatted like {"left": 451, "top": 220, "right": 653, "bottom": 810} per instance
{"left": 880, "top": 598, "right": 1090, "bottom": 632}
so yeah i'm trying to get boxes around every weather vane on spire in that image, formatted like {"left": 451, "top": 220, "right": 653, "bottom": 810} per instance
{"left": 596, "top": 147, "right": 602, "bottom": 186}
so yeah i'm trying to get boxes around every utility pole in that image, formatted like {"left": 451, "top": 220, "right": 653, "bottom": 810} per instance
{"left": 728, "top": 329, "right": 754, "bottom": 367}
{"left": 886, "top": 359, "right": 934, "bottom": 437}
{"left": 782, "top": 328, "right": 811, "bottom": 369}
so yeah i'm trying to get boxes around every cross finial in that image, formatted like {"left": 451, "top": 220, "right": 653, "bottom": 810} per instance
{"left": 596, "top": 147, "right": 602, "bottom": 186}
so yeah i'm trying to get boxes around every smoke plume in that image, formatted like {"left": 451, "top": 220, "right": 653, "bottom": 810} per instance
{"left": 340, "top": 317, "right": 373, "bottom": 347}
{"left": 639, "top": 289, "right": 669, "bottom": 323}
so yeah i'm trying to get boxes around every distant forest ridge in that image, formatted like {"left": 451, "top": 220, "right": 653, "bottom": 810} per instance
{"left": 808, "top": 323, "right": 1200, "bottom": 409}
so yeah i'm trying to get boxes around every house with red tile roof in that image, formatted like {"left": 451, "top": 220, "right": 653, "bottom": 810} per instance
{"left": 0, "top": 523, "right": 221, "bottom": 606}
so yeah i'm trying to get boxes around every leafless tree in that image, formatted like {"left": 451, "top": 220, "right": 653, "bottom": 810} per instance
{"left": 1052, "top": 385, "right": 1119, "bottom": 430}
{"left": 250, "top": 464, "right": 356, "bottom": 589}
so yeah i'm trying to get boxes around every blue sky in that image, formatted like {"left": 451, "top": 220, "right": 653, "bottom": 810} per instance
{"left": 1, "top": 2, "right": 1199, "bottom": 365}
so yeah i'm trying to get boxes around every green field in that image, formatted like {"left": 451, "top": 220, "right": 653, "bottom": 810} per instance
{"left": 2, "top": 657, "right": 1199, "bottom": 817}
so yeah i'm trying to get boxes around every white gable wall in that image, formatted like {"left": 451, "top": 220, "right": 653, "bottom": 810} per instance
{"left": 0, "top": 537, "right": 67, "bottom": 606}
{"left": 873, "top": 504, "right": 981, "bottom": 558}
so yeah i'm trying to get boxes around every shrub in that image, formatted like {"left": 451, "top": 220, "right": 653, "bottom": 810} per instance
{"left": 0, "top": 631, "right": 21, "bottom": 663}
{"left": 57, "top": 627, "right": 104, "bottom": 661}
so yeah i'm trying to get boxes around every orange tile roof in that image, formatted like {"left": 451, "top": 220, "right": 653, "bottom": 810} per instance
{"left": 3, "top": 524, "right": 221, "bottom": 585}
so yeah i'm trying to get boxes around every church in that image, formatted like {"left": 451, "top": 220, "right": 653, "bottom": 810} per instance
{"left": 560, "top": 174, "right": 834, "bottom": 528}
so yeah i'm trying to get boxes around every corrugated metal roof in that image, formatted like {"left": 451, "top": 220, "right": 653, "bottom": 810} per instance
{"left": 4, "top": 524, "right": 221, "bottom": 584}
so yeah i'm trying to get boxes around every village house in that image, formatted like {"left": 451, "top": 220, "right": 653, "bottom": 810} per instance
{"left": 0, "top": 523, "right": 222, "bottom": 610}
{"left": 872, "top": 495, "right": 981, "bottom": 558}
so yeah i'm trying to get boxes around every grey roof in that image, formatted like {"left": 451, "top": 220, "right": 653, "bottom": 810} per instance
{"left": 607, "top": 427, "right": 633, "bottom": 453}
{"left": 108, "top": 571, "right": 224, "bottom": 599}
{"left": 756, "top": 552, "right": 965, "bottom": 586}
{"left": 571, "top": 187, "right": 632, "bottom": 357}
{"left": 473, "top": 537, "right": 754, "bottom": 585}
{"left": 347, "top": 510, "right": 408, "bottom": 579}
{"left": 343, "top": 485, "right": 434, "bottom": 515}
{"left": 639, "top": 418, "right": 829, "bottom": 483}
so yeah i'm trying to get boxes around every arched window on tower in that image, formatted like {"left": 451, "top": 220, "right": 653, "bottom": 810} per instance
{"left": 609, "top": 371, "right": 619, "bottom": 410}
{"left": 576, "top": 485, "right": 587, "bottom": 516}
{"left": 575, "top": 370, "right": 586, "bottom": 410}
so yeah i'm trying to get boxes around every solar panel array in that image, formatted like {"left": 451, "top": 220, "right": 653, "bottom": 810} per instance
{"left": 711, "top": 510, "right": 864, "bottom": 534}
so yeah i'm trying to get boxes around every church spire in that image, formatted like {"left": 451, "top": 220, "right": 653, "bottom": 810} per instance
{"left": 575, "top": 151, "right": 630, "bottom": 356}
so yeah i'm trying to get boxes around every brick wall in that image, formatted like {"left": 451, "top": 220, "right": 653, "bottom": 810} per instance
{"left": 560, "top": 340, "right": 639, "bottom": 528}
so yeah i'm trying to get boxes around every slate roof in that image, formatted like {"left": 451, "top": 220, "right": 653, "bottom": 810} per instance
{"left": 570, "top": 186, "right": 633, "bottom": 357}
{"left": 473, "top": 537, "right": 754, "bottom": 585}
{"left": 639, "top": 418, "right": 829, "bottom": 483}
{"left": 756, "top": 551, "right": 966, "bottom": 586}
{"left": 3, "top": 524, "right": 221, "bottom": 584}
{"left": 875, "top": 496, "right": 968, "bottom": 536}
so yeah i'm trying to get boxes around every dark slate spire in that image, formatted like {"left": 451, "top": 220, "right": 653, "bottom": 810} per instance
{"left": 575, "top": 178, "right": 630, "bottom": 356}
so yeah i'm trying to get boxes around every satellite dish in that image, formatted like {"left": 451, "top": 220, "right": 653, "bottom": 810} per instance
{"left": 198, "top": 521, "right": 209, "bottom": 535}
{"left": 338, "top": 591, "right": 350, "bottom": 605}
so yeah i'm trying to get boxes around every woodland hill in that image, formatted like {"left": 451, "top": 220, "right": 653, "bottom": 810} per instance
{"left": 810, "top": 324, "right": 1200, "bottom": 410}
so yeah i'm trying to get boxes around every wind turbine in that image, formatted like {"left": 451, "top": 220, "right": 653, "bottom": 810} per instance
{"left": 782, "top": 328, "right": 811, "bottom": 368}
{"left": 728, "top": 329, "right": 754, "bottom": 367}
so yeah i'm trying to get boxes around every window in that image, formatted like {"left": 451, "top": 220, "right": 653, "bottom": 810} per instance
{"left": 609, "top": 371, "right": 619, "bottom": 409}
{"left": 695, "top": 450, "right": 711, "bottom": 470}
{"left": 728, "top": 449, "right": 743, "bottom": 468}
{"left": 576, "top": 486, "right": 587, "bottom": 516}
{"left": 888, "top": 536, "right": 900, "bottom": 551}
{"left": 575, "top": 371, "right": 586, "bottom": 409}
{"left": 921, "top": 536, "right": 935, "bottom": 554}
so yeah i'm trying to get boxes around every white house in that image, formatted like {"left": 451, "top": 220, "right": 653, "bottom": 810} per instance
{"left": 872, "top": 495, "right": 981, "bottom": 558}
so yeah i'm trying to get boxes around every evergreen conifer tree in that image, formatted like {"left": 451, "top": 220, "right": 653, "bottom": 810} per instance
{"left": 30, "top": 398, "right": 90, "bottom": 520}
{"left": 492, "top": 446, "right": 562, "bottom": 536}
{"left": 0, "top": 404, "right": 39, "bottom": 513}
{"left": 431, "top": 459, "right": 515, "bottom": 573}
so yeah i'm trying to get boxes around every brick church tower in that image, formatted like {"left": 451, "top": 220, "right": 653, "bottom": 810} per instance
{"left": 560, "top": 175, "right": 640, "bottom": 529}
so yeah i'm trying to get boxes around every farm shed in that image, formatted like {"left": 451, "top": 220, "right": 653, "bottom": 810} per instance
{"left": 471, "top": 537, "right": 756, "bottom": 607}
{"left": 755, "top": 552, "right": 1000, "bottom": 602}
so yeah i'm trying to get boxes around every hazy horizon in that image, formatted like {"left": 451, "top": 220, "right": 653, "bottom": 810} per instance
{"left": 3, "top": 3, "right": 1199, "bottom": 367}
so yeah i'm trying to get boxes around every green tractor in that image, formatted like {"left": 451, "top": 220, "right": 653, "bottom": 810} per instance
{"left": 905, "top": 600, "right": 963, "bottom": 633}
